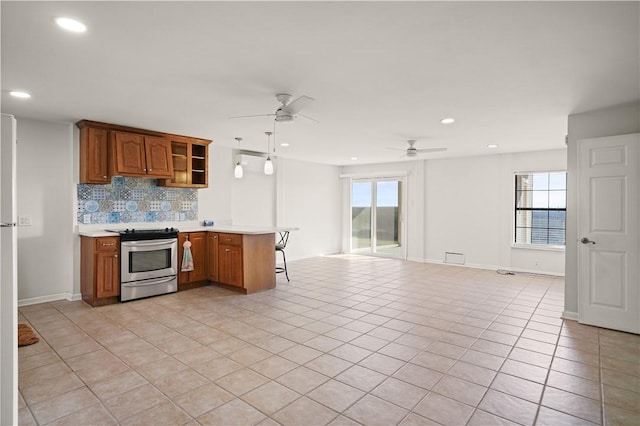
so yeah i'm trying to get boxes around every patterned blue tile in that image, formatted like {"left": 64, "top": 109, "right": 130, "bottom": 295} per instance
{"left": 112, "top": 177, "right": 125, "bottom": 188}
{"left": 107, "top": 212, "right": 120, "bottom": 223}
{"left": 91, "top": 187, "right": 106, "bottom": 200}
{"left": 76, "top": 177, "right": 197, "bottom": 225}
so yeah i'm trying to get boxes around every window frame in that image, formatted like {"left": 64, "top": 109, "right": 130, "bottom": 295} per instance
{"left": 512, "top": 170, "right": 567, "bottom": 250}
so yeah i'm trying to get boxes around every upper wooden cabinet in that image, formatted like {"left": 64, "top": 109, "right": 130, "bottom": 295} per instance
{"left": 79, "top": 126, "right": 109, "bottom": 184}
{"left": 111, "top": 131, "right": 173, "bottom": 178}
{"left": 76, "top": 120, "right": 211, "bottom": 187}
{"left": 158, "top": 139, "right": 208, "bottom": 187}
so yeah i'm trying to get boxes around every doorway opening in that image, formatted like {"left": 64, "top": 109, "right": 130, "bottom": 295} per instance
{"left": 351, "top": 178, "right": 405, "bottom": 259}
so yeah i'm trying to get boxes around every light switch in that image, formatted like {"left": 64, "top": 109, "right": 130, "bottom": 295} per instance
{"left": 18, "top": 216, "right": 32, "bottom": 226}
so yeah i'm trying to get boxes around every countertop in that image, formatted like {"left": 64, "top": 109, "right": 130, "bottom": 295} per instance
{"left": 78, "top": 224, "right": 298, "bottom": 238}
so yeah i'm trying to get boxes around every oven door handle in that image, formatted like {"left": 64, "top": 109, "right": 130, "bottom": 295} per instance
{"left": 121, "top": 239, "right": 176, "bottom": 248}
{"left": 121, "top": 276, "right": 176, "bottom": 287}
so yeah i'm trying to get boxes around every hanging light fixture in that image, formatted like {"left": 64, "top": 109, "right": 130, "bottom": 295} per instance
{"left": 264, "top": 131, "right": 274, "bottom": 175}
{"left": 234, "top": 137, "right": 243, "bottom": 179}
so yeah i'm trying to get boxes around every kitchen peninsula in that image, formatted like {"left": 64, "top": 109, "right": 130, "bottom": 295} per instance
{"left": 79, "top": 224, "right": 296, "bottom": 306}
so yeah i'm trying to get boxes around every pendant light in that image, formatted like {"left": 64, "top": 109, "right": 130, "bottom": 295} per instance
{"left": 264, "top": 131, "right": 274, "bottom": 175}
{"left": 234, "top": 137, "right": 243, "bottom": 179}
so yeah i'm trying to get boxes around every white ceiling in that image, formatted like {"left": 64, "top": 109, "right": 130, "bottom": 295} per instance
{"left": 2, "top": 1, "right": 638, "bottom": 165}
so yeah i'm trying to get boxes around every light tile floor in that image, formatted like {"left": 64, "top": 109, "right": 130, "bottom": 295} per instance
{"left": 17, "top": 255, "right": 640, "bottom": 425}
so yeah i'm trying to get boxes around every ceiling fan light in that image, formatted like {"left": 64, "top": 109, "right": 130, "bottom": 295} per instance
{"left": 264, "top": 157, "right": 274, "bottom": 175}
{"left": 234, "top": 162, "right": 243, "bottom": 179}
{"left": 440, "top": 118, "right": 455, "bottom": 124}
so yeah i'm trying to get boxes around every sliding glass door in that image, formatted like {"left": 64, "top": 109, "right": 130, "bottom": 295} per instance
{"left": 351, "top": 178, "right": 404, "bottom": 258}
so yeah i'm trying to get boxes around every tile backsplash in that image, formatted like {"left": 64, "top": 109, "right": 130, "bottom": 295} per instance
{"left": 77, "top": 177, "right": 197, "bottom": 225}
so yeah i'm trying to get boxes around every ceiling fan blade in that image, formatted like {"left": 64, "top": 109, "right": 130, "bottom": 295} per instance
{"left": 229, "top": 113, "right": 275, "bottom": 120}
{"left": 282, "top": 95, "right": 314, "bottom": 114}
{"left": 297, "top": 113, "right": 319, "bottom": 123}
{"left": 385, "top": 147, "right": 406, "bottom": 152}
{"left": 416, "top": 147, "right": 447, "bottom": 153}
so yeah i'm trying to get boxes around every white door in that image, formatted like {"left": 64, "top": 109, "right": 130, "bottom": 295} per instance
{"left": 0, "top": 113, "right": 18, "bottom": 425}
{"left": 578, "top": 133, "right": 639, "bottom": 334}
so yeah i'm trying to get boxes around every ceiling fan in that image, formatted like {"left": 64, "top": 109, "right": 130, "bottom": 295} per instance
{"left": 386, "top": 140, "right": 447, "bottom": 157}
{"left": 230, "top": 93, "right": 318, "bottom": 123}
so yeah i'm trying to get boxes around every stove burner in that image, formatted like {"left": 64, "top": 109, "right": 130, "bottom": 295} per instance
{"left": 107, "top": 228, "right": 179, "bottom": 241}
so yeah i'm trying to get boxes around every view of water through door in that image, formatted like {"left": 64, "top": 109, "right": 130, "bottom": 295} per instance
{"left": 352, "top": 178, "right": 403, "bottom": 258}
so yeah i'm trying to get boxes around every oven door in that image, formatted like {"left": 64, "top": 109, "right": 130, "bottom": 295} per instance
{"left": 120, "top": 238, "right": 178, "bottom": 283}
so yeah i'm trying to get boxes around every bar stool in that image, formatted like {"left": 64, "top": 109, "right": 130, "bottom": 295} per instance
{"left": 275, "top": 231, "right": 290, "bottom": 281}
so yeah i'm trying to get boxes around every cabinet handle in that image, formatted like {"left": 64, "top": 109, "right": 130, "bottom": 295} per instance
{"left": 225, "top": 248, "right": 230, "bottom": 252}
{"left": 226, "top": 238, "right": 231, "bottom": 242}
{"left": 148, "top": 169, "right": 152, "bottom": 172}
{"left": 114, "top": 254, "right": 118, "bottom": 258}
{"left": 214, "top": 236, "right": 217, "bottom": 239}
{"left": 102, "top": 175, "right": 107, "bottom": 179}
{"left": 101, "top": 242, "right": 115, "bottom": 246}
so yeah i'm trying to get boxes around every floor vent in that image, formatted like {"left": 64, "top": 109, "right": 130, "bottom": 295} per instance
{"left": 444, "top": 252, "right": 465, "bottom": 265}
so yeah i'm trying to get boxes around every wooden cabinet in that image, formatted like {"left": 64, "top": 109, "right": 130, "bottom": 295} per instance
{"left": 111, "top": 131, "right": 173, "bottom": 178}
{"left": 75, "top": 120, "right": 211, "bottom": 186}
{"left": 218, "top": 233, "right": 243, "bottom": 288}
{"left": 213, "top": 233, "right": 275, "bottom": 293}
{"left": 207, "top": 233, "right": 219, "bottom": 282}
{"left": 80, "top": 236, "right": 120, "bottom": 306}
{"left": 79, "top": 126, "right": 109, "bottom": 184}
{"left": 177, "top": 232, "right": 208, "bottom": 290}
{"left": 159, "top": 139, "right": 209, "bottom": 188}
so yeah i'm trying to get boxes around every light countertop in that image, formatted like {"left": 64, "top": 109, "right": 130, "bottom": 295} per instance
{"left": 78, "top": 224, "right": 298, "bottom": 238}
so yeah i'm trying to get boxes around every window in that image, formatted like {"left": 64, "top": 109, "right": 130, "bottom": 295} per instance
{"left": 514, "top": 172, "right": 566, "bottom": 246}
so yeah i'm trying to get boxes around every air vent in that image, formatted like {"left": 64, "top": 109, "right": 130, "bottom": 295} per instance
{"left": 444, "top": 252, "right": 465, "bottom": 265}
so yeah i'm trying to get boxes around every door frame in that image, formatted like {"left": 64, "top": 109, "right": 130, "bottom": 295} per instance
{"left": 349, "top": 175, "right": 407, "bottom": 260}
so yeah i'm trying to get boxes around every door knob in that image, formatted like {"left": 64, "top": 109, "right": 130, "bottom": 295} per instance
{"left": 581, "top": 237, "right": 596, "bottom": 245}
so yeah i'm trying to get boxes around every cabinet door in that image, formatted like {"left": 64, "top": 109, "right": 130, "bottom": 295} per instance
{"left": 144, "top": 136, "right": 173, "bottom": 177}
{"left": 219, "top": 245, "right": 243, "bottom": 287}
{"left": 207, "top": 233, "right": 219, "bottom": 282}
{"left": 96, "top": 251, "right": 119, "bottom": 298}
{"left": 81, "top": 127, "right": 109, "bottom": 183}
{"left": 189, "top": 232, "right": 207, "bottom": 282}
{"left": 113, "top": 131, "right": 147, "bottom": 175}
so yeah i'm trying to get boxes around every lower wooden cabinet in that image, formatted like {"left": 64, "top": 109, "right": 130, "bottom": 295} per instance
{"left": 80, "top": 236, "right": 120, "bottom": 306}
{"left": 218, "top": 242, "right": 243, "bottom": 287}
{"left": 206, "top": 233, "right": 219, "bottom": 282}
{"left": 178, "top": 232, "right": 207, "bottom": 289}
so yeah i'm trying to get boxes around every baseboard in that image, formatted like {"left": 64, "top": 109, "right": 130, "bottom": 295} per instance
{"left": 423, "top": 258, "right": 565, "bottom": 277}
{"left": 562, "top": 311, "right": 579, "bottom": 321}
{"left": 18, "top": 293, "right": 69, "bottom": 307}
{"left": 407, "top": 256, "right": 424, "bottom": 263}
{"left": 67, "top": 293, "right": 82, "bottom": 302}
{"left": 18, "top": 292, "right": 82, "bottom": 307}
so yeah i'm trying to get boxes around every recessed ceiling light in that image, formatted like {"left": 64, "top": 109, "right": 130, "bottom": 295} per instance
{"left": 280, "top": 143, "right": 289, "bottom": 147}
{"left": 351, "top": 157, "right": 358, "bottom": 161}
{"left": 487, "top": 144, "right": 498, "bottom": 149}
{"left": 9, "top": 91, "right": 31, "bottom": 99}
{"left": 440, "top": 118, "right": 455, "bottom": 124}
{"left": 55, "top": 17, "right": 87, "bottom": 33}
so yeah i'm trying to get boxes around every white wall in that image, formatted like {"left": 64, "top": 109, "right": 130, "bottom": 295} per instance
{"left": 277, "top": 158, "right": 342, "bottom": 261}
{"left": 197, "top": 144, "right": 233, "bottom": 224}
{"left": 16, "top": 118, "right": 75, "bottom": 303}
{"left": 565, "top": 102, "right": 640, "bottom": 317}
{"left": 425, "top": 150, "right": 566, "bottom": 274}
{"left": 342, "top": 150, "right": 567, "bottom": 275}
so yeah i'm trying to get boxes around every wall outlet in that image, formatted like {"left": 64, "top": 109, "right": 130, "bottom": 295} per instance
{"left": 18, "top": 216, "right": 32, "bottom": 226}
{"left": 83, "top": 214, "right": 91, "bottom": 224}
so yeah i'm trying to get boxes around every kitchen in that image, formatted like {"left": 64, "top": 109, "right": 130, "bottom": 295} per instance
{"left": 2, "top": 2, "right": 639, "bottom": 425}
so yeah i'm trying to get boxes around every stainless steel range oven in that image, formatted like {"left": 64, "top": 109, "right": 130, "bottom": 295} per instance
{"left": 112, "top": 228, "right": 179, "bottom": 301}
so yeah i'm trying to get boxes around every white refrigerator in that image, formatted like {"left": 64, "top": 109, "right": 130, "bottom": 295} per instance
{"left": 0, "top": 113, "right": 18, "bottom": 425}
